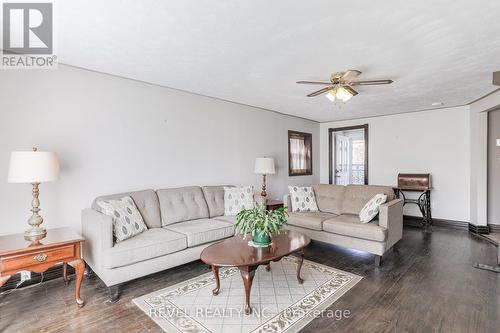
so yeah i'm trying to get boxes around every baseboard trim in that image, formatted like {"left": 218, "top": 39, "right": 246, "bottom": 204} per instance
{"left": 403, "top": 215, "right": 469, "bottom": 230}
{"left": 468, "top": 223, "right": 490, "bottom": 235}
{"left": 0, "top": 264, "right": 74, "bottom": 293}
{"left": 489, "top": 224, "right": 500, "bottom": 233}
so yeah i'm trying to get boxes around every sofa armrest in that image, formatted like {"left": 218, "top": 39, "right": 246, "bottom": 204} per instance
{"left": 81, "top": 208, "right": 114, "bottom": 267}
{"left": 379, "top": 198, "right": 403, "bottom": 248}
{"left": 283, "top": 194, "right": 292, "bottom": 212}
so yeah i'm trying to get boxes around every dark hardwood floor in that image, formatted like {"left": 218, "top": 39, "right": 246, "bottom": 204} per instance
{"left": 1, "top": 225, "right": 499, "bottom": 333}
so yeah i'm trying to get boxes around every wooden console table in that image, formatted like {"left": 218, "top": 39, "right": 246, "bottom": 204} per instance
{"left": 0, "top": 227, "right": 85, "bottom": 307}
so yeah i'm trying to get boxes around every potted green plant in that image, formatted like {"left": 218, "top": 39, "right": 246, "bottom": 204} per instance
{"left": 235, "top": 203, "right": 288, "bottom": 247}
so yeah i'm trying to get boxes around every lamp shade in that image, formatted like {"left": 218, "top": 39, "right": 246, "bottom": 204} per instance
{"left": 8, "top": 151, "right": 60, "bottom": 183}
{"left": 254, "top": 157, "right": 275, "bottom": 175}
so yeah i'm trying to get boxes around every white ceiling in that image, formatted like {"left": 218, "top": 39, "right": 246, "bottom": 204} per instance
{"left": 57, "top": 0, "right": 500, "bottom": 122}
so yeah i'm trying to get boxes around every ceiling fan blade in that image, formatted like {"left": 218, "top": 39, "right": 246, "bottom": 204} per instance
{"left": 344, "top": 85, "right": 358, "bottom": 96}
{"left": 341, "top": 70, "right": 362, "bottom": 82}
{"left": 296, "top": 81, "right": 332, "bottom": 85}
{"left": 350, "top": 79, "right": 393, "bottom": 86}
{"left": 307, "top": 86, "right": 333, "bottom": 97}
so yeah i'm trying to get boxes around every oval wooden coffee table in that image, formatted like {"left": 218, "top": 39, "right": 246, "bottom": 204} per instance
{"left": 200, "top": 230, "right": 311, "bottom": 314}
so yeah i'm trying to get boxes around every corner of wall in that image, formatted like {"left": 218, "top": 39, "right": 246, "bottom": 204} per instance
{"left": 469, "top": 90, "right": 500, "bottom": 226}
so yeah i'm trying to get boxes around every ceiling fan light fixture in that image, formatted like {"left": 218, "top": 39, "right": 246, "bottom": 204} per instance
{"left": 298, "top": 70, "right": 393, "bottom": 104}
{"left": 325, "top": 89, "right": 337, "bottom": 102}
{"left": 337, "top": 86, "right": 354, "bottom": 102}
{"left": 325, "top": 85, "right": 353, "bottom": 103}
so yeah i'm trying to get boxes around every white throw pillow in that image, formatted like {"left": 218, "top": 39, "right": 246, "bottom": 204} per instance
{"left": 288, "top": 186, "right": 319, "bottom": 212}
{"left": 224, "top": 186, "right": 254, "bottom": 216}
{"left": 359, "top": 194, "right": 387, "bottom": 223}
{"left": 96, "top": 196, "right": 148, "bottom": 242}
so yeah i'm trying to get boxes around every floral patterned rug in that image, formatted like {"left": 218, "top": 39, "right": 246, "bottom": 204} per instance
{"left": 133, "top": 256, "right": 362, "bottom": 333}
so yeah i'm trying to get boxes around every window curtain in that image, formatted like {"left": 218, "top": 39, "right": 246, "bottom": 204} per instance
{"left": 290, "top": 137, "right": 307, "bottom": 171}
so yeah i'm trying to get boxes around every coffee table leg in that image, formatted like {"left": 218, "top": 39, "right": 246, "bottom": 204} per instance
{"left": 296, "top": 250, "right": 304, "bottom": 284}
{"left": 239, "top": 265, "right": 257, "bottom": 315}
{"left": 211, "top": 265, "right": 220, "bottom": 296}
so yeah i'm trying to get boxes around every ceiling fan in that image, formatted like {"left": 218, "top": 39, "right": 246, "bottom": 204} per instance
{"left": 297, "top": 70, "right": 393, "bottom": 103}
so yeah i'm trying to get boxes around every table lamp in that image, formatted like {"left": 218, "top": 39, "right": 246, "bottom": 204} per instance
{"left": 8, "top": 147, "right": 60, "bottom": 240}
{"left": 254, "top": 157, "right": 275, "bottom": 197}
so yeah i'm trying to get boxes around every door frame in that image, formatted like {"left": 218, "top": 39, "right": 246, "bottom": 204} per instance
{"left": 328, "top": 124, "right": 369, "bottom": 185}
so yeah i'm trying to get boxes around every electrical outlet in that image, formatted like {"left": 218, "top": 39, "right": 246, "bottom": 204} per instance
{"left": 20, "top": 271, "right": 31, "bottom": 283}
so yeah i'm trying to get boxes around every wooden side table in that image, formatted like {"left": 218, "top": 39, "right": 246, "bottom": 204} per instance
{"left": 266, "top": 199, "right": 284, "bottom": 211}
{"left": 0, "top": 227, "right": 85, "bottom": 307}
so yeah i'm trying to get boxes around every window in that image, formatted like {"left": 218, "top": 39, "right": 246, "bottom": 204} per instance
{"left": 288, "top": 130, "right": 312, "bottom": 176}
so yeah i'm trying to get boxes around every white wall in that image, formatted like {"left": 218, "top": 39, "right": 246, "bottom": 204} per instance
{"left": 0, "top": 65, "right": 319, "bottom": 235}
{"left": 320, "top": 106, "right": 471, "bottom": 222}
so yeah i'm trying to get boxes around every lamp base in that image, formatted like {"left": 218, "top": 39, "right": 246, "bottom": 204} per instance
{"left": 24, "top": 226, "right": 47, "bottom": 242}
{"left": 24, "top": 182, "right": 47, "bottom": 243}
{"left": 261, "top": 174, "right": 267, "bottom": 198}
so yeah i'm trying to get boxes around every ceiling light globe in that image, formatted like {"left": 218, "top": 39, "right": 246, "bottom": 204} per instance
{"left": 336, "top": 86, "right": 353, "bottom": 102}
{"left": 325, "top": 90, "right": 337, "bottom": 102}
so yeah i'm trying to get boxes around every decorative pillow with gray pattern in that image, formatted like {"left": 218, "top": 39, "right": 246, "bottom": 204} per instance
{"left": 288, "top": 186, "right": 319, "bottom": 212}
{"left": 96, "top": 196, "right": 148, "bottom": 242}
{"left": 223, "top": 186, "right": 254, "bottom": 216}
{"left": 359, "top": 194, "right": 387, "bottom": 223}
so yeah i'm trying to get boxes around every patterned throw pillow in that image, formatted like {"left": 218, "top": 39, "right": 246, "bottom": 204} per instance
{"left": 96, "top": 196, "right": 148, "bottom": 242}
{"left": 359, "top": 194, "right": 387, "bottom": 223}
{"left": 288, "top": 186, "right": 319, "bottom": 212}
{"left": 224, "top": 186, "right": 254, "bottom": 216}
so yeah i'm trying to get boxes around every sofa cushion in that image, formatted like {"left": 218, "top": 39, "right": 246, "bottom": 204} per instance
{"left": 211, "top": 215, "right": 236, "bottom": 224}
{"left": 165, "top": 218, "right": 235, "bottom": 247}
{"left": 341, "top": 185, "right": 395, "bottom": 215}
{"left": 323, "top": 214, "right": 387, "bottom": 242}
{"left": 312, "top": 184, "right": 345, "bottom": 215}
{"left": 157, "top": 186, "right": 210, "bottom": 225}
{"left": 202, "top": 185, "right": 233, "bottom": 217}
{"left": 287, "top": 212, "right": 337, "bottom": 231}
{"left": 92, "top": 189, "right": 161, "bottom": 229}
{"left": 101, "top": 228, "right": 187, "bottom": 269}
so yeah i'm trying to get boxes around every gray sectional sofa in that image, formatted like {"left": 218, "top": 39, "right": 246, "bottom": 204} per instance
{"left": 284, "top": 184, "right": 404, "bottom": 266}
{"left": 82, "top": 185, "right": 238, "bottom": 301}
{"left": 82, "top": 183, "right": 403, "bottom": 301}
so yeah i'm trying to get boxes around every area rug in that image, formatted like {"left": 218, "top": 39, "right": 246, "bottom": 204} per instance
{"left": 133, "top": 256, "right": 362, "bottom": 333}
